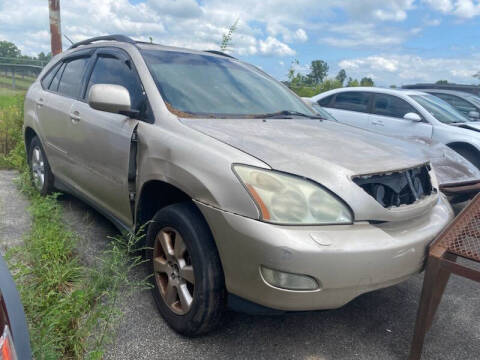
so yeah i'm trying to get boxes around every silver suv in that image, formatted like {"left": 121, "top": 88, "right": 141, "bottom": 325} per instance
{"left": 24, "top": 35, "right": 453, "bottom": 336}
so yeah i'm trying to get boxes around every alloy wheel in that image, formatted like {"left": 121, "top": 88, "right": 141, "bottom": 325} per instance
{"left": 153, "top": 227, "right": 195, "bottom": 315}
{"left": 31, "top": 146, "right": 45, "bottom": 191}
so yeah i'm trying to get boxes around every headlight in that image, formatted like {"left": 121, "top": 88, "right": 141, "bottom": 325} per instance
{"left": 233, "top": 165, "right": 353, "bottom": 225}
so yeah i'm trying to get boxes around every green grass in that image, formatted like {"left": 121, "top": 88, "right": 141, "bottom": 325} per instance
{"left": 1, "top": 93, "right": 150, "bottom": 359}
{"left": 0, "top": 74, "right": 35, "bottom": 91}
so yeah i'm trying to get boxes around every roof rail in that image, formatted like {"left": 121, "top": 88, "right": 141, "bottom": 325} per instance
{"left": 69, "top": 34, "right": 136, "bottom": 49}
{"left": 204, "top": 50, "right": 237, "bottom": 59}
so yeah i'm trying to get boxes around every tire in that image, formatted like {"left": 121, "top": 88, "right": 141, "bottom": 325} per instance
{"left": 146, "top": 202, "right": 226, "bottom": 336}
{"left": 28, "top": 136, "right": 55, "bottom": 195}
{"left": 452, "top": 146, "right": 480, "bottom": 171}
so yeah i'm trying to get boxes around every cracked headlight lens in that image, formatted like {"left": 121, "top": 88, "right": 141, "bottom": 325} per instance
{"left": 233, "top": 165, "right": 353, "bottom": 225}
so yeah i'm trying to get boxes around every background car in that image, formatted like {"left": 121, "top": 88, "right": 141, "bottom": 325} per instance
{"left": 302, "top": 97, "right": 480, "bottom": 200}
{"left": 0, "top": 255, "right": 32, "bottom": 360}
{"left": 411, "top": 89, "right": 480, "bottom": 121}
{"left": 311, "top": 87, "right": 480, "bottom": 170}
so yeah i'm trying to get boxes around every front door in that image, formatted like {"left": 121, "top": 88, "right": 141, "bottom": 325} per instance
{"left": 68, "top": 48, "right": 148, "bottom": 227}
{"left": 368, "top": 93, "right": 433, "bottom": 141}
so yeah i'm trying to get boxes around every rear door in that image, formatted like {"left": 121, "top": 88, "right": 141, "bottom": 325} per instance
{"left": 368, "top": 93, "right": 433, "bottom": 141}
{"left": 321, "top": 91, "right": 372, "bottom": 129}
{"left": 68, "top": 48, "right": 149, "bottom": 226}
{"left": 36, "top": 52, "right": 91, "bottom": 179}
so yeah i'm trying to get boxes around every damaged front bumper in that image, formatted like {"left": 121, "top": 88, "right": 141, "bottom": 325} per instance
{"left": 196, "top": 195, "right": 454, "bottom": 311}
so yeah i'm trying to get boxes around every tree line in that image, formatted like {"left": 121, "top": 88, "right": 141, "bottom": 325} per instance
{"left": 0, "top": 40, "right": 51, "bottom": 66}
{"left": 285, "top": 59, "right": 374, "bottom": 97}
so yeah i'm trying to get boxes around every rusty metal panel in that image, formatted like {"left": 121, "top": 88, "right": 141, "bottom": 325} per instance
{"left": 434, "top": 193, "right": 480, "bottom": 261}
{"left": 49, "top": 0, "right": 62, "bottom": 55}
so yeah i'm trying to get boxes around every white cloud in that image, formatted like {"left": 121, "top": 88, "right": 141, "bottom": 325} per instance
{"left": 321, "top": 23, "right": 406, "bottom": 47}
{"left": 423, "top": 0, "right": 480, "bottom": 18}
{"left": 338, "top": 54, "right": 480, "bottom": 85}
{"left": 259, "top": 36, "right": 295, "bottom": 56}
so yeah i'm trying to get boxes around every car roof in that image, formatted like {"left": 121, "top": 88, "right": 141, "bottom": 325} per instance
{"left": 416, "top": 89, "right": 477, "bottom": 97}
{"left": 314, "top": 86, "right": 427, "bottom": 98}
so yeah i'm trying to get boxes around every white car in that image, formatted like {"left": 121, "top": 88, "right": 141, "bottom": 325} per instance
{"left": 311, "top": 87, "right": 480, "bottom": 170}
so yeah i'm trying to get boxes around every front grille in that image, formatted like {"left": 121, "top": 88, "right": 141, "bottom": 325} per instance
{"left": 353, "top": 164, "right": 435, "bottom": 208}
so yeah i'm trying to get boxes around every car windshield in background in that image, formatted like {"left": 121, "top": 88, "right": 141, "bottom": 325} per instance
{"left": 410, "top": 94, "right": 469, "bottom": 124}
{"left": 468, "top": 96, "right": 480, "bottom": 108}
{"left": 310, "top": 103, "right": 336, "bottom": 121}
{"left": 140, "top": 50, "right": 315, "bottom": 118}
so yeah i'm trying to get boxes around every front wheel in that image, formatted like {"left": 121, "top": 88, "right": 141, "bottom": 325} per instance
{"left": 146, "top": 202, "right": 226, "bottom": 336}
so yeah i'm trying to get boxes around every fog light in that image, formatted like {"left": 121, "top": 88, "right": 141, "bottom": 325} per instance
{"left": 260, "top": 266, "right": 319, "bottom": 291}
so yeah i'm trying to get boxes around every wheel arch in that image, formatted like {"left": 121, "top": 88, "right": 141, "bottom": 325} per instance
{"left": 24, "top": 126, "right": 37, "bottom": 157}
{"left": 135, "top": 179, "right": 194, "bottom": 232}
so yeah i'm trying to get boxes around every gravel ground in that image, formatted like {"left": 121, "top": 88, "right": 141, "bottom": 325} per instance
{"left": 1, "top": 170, "right": 479, "bottom": 359}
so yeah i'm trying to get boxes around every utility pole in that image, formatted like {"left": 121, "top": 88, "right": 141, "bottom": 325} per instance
{"left": 48, "top": 0, "right": 62, "bottom": 55}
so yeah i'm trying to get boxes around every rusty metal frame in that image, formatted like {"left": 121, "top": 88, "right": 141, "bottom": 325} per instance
{"left": 408, "top": 193, "right": 480, "bottom": 360}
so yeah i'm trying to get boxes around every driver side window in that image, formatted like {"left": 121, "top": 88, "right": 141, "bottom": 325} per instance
{"left": 86, "top": 55, "right": 145, "bottom": 112}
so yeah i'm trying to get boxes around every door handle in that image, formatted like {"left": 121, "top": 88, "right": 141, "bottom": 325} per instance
{"left": 70, "top": 110, "right": 81, "bottom": 123}
{"left": 371, "top": 120, "right": 384, "bottom": 126}
{"left": 36, "top": 98, "right": 44, "bottom": 107}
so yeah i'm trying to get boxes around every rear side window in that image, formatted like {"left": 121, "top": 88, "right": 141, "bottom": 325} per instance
{"left": 57, "top": 57, "right": 89, "bottom": 98}
{"left": 49, "top": 63, "right": 65, "bottom": 92}
{"left": 86, "top": 55, "right": 144, "bottom": 110}
{"left": 332, "top": 92, "right": 370, "bottom": 112}
{"left": 41, "top": 62, "right": 62, "bottom": 89}
{"left": 373, "top": 93, "right": 418, "bottom": 119}
{"left": 318, "top": 94, "right": 334, "bottom": 107}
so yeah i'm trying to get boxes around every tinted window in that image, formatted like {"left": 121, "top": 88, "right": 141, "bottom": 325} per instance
{"left": 57, "top": 57, "right": 89, "bottom": 98}
{"left": 318, "top": 94, "right": 334, "bottom": 107}
{"left": 432, "top": 93, "right": 476, "bottom": 116}
{"left": 86, "top": 56, "right": 145, "bottom": 111}
{"left": 411, "top": 95, "right": 469, "bottom": 124}
{"left": 333, "top": 92, "right": 370, "bottom": 112}
{"left": 41, "top": 62, "right": 61, "bottom": 89}
{"left": 49, "top": 63, "right": 65, "bottom": 91}
{"left": 373, "top": 94, "right": 418, "bottom": 118}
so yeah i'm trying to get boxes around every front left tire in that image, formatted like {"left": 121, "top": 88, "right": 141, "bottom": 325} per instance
{"left": 146, "top": 202, "right": 226, "bottom": 336}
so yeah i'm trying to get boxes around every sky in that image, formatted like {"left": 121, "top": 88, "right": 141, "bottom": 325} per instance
{"left": 1, "top": 0, "right": 480, "bottom": 86}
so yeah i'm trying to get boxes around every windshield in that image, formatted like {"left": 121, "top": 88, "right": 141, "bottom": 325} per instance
{"left": 468, "top": 95, "right": 480, "bottom": 108}
{"left": 301, "top": 99, "right": 336, "bottom": 121}
{"left": 140, "top": 49, "right": 315, "bottom": 118}
{"left": 410, "top": 94, "right": 469, "bottom": 124}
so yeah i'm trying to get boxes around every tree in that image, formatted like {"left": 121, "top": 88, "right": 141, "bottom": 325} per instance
{"left": 307, "top": 60, "right": 329, "bottom": 85}
{"left": 436, "top": 80, "right": 448, "bottom": 84}
{"left": 335, "top": 69, "right": 347, "bottom": 85}
{"left": 0, "top": 40, "right": 21, "bottom": 58}
{"left": 220, "top": 19, "right": 239, "bottom": 52}
{"left": 360, "top": 77, "right": 374, "bottom": 86}
{"left": 346, "top": 77, "right": 359, "bottom": 87}
{"left": 390, "top": 85, "right": 397, "bottom": 88}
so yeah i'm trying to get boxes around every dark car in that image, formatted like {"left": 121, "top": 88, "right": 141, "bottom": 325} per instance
{"left": 412, "top": 89, "right": 480, "bottom": 121}
{"left": 0, "top": 255, "right": 32, "bottom": 359}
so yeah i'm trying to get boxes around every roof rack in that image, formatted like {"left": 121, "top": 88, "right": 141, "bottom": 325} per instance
{"left": 204, "top": 50, "right": 237, "bottom": 59}
{"left": 69, "top": 34, "right": 136, "bottom": 49}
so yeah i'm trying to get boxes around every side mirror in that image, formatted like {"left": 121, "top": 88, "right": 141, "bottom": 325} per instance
{"left": 88, "top": 84, "right": 131, "bottom": 115}
{"left": 468, "top": 110, "right": 480, "bottom": 120}
{"left": 404, "top": 112, "right": 422, "bottom": 122}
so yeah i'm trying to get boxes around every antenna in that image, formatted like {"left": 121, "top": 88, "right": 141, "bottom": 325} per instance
{"left": 64, "top": 34, "right": 74, "bottom": 45}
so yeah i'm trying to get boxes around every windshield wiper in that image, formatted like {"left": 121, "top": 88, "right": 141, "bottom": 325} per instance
{"left": 256, "top": 110, "right": 325, "bottom": 120}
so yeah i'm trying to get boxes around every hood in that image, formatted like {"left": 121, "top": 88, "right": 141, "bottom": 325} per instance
{"left": 181, "top": 118, "right": 448, "bottom": 222}
{"left": 182, "top": 118, "right": 430, "bottom": 174}
{"left": 453, "top": 122, "right": 480, "bottom": 132}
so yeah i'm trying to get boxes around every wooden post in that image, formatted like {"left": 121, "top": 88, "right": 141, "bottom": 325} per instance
{"left": 49, "top": 0, "right": 62, "bottom": 55}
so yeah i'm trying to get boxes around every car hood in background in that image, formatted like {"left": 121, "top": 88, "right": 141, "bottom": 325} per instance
{"left": 452, "top": 121, "right": 480, "bottom": 132}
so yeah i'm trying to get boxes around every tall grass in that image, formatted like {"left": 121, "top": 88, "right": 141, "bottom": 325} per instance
{"left": 1, "top": 94, "right": 150, "bottom": 359}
